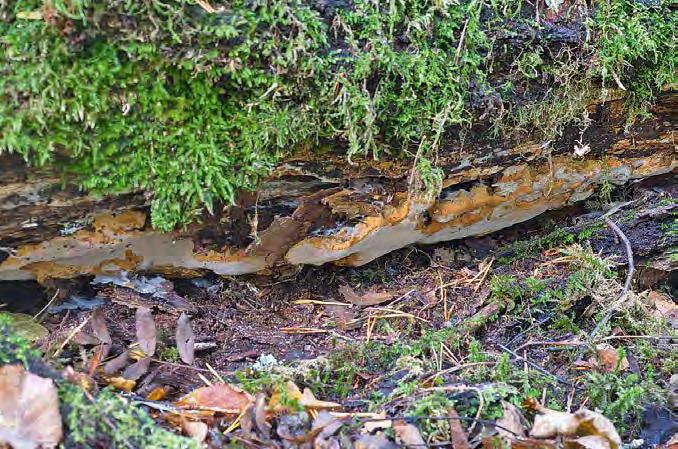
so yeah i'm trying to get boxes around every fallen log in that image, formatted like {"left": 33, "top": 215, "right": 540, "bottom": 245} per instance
{"left": 1, "top": 93, "right": 675, "bottom": 282}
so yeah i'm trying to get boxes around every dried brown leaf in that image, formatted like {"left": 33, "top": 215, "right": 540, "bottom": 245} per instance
{"left": 567, "top": 435, "right": 612, "bottom": 449}
{"left": 135, "top": 307, "right": 156, "bottom": 357}
{"left": 448, "top": 406, "right": 472, "bottom": 449}
{"left": 175, "top": 383, "right": 253, "bottom": 413}
{"left": 313, "top": 411, "right": 343, "bottom": 449}
{"left": 103, "top": 350, "right": 130, "bottom": 375}
{"left": 121, "top": 356, "right": 151, "bottom": 381}
{"left": 87, "top": 343, "right": 110, "bottom": 376}
{"left": 181, "top": 420, "right": 208, "bottom": 443}
{"left": 146, "top": 386, "right": 170, "bottom": 401}
{"left": 254, "top": 393, "right": 272, "bottom": 437}
{"left": 593, "top": 344, "right": 629, "bottom": 372}
{"left": 354, "top": 434, "right": 398, "bottom": 449}
{"left": 497, "top": 401, "right": 527, "bottom": 441}
{"left": 71, "top": 331, "right": 100, "bottom": 346}
{"left": 107, "top": 377, "right": 136, "bottom": 392}
{"left": 362, "top": 412, "right": 391, "bottom": 432}
{"left": 648, "top": 290, "right": 678, "bottom": 329}
{"left": 90, "top": 309, "right": 111, "bottom": 345}
{"left": 530, "top": 405, "right": 621, "bottom": 449}
{"left": 393, "top": 420, "right": 426, "bottom": 448}
{"left": 176, "top": 313, "right": 195, "bottom": 365}
{"left": 0, "top": 365, "right": 62, "bottom": 449}
{"left": 339, "top": 285, "right": 392, "bottom": 306}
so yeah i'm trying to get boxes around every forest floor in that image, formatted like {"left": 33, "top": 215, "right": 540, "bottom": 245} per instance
{"left": 0, "top": 175, "right": 676, "bottom": 449}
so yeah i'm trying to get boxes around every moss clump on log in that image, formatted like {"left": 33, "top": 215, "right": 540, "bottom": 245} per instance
{"left": 1, "top": 0, "right": 675, "bottom": 230}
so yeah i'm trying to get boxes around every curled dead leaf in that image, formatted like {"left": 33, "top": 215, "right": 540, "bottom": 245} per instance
{"left": 354, "top": 434, "right": 398, "bottom": 449}
{"left": 146, "top": 385, "right": 170, "bottom": 401}
{"left": 393, "top": 420, "right": 426, "bottom": 448}
{"left": 107, "top": 376, "right": 136, "bottom": 392}
{"left": 90, "top": 309, "right": 112, "bottom": 345}
{"left": 0, "top": 365, "right": 62, "bottom": 449}
{"left": 448, "top": 406, "right": 472, "bottom": 449}
{"left": 254, "top": 393, "right": 272, "bottom": 438}
{"left": 496, "top": 401, "right": 526, "bottom": 442}
{"left": 181, "top": 420, "right": 208, "bottom": 443}
{"left": 71, "top": 331, "right": 100, "bottom": 346}
{"left": 121, "top": 356, "right": 151, "bottom": 381}
{"left": 176, "top": 313, "right": 195, "bottom": 365}
{"left": 270, "top": 381, "right": 340, "bottom": 412}
{"left": 135, "top": 307, "right": 156, "bottom": 357}
{"left": 362, "top": 412, "right": 391, "bottom": 433}
{"left": 593, "top": 344, "right": 629, "bottom": 372}
{"left": 647, "top": 290, "right": 678, "bottom": 329}
{"left": 339, "top": 285, "right": 392, "bottom": 306}
{"left": 103, "top": 350, "right": 130, "bottom": 375}
{"left": 175, "top": 383, "right": 253, "bottom": 414}
{"left": 529, "top": 403, "right": 621, "bottom": 449}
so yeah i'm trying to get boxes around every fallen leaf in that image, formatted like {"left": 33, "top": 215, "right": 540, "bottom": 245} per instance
{"left": 227, "top": 349, "right": 259, "bottom": 362}
{"left": 393, "top": 420, "right": 426, "bottom": 448}
{"left": 325, "top": 305, "right": 357, "bottom": 330}
{"left": 270, "top": 381, "right": 341, "bottom": 411}
{"left": 107, "top": 377, "right": 136, "bottom": 392}
{"left": 87, "top": 343, "right": 110, "bottom": 376}
{"left": 669, "top": 374, "right": 678, "bottom": 409}
{"left": 568, "top": 435, "right": 613, "bottom": 449}
{"left": 175, "top": 383, "right": 253, "bottom": 413}
{"left": 90, "top": 309, "right": 112, "bottom": 345}
{"left": 103, "top": 351, "right": 130, "bottom": 375}
{"left": 254, "top": 393, "right": 272, "bottom": 438}
{"left": 181, "top": 420, "right": 208, "bottom": 443}
{"left": 647, "top": 290, "right": 678, "bottom": 329}
{"left": 300, "top": 387, "right": 342, "bottom": 410}
{"left": 0, "top": 365, "right": 62, "bottom": 449}
{"left": 530, "top": 403, "right": 621, "bottom": 449}
{"left": 240, "top": 405, "right": 256, "bottom": 439}
{"left": 448, "top": 406, "right": 472, "bottom": 449}
{"left": 4, "top": 313, "right": 48, "bottom": 342}
{"left": 496, "top": 401, "right": 526, "bottom": 442}
{"left": 121, "top": 356, "right": 151, "bottom": 381}
{"left": 176, "top": 313, "right": 195, "bottom": 364}
{"left": 354, "top": 434, "right": 398, "bottom": 449}
{"left": 339, "top": 285, "right": 392, "bottom": 306}
{"left": 61, "top": 367, "right": 96, "bottom": 392}
{"left": 313, "top": 411, "right": 343, "bottom": 448}
{"left": 146, "top": 386, "right": 170, "bottom": 401}
{"left": 135, "top": 307, "right": 156, "bottom": 357}
{"left": 71, "top": 331, "right": 100, "bottom": 346}
{"left": 593, "top": 344, "right": 629, "bottom": 372}
{"left": 362, "top": 412, "right": 392, "bottom": 433}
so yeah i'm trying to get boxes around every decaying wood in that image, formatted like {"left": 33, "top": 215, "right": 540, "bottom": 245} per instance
{"left": 0, "top": 93, "right": 675, "bottom": 282}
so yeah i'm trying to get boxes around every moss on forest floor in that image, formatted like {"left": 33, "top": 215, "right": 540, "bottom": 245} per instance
{"left": 1, "top": 0, "right": 676, "bottom": 229}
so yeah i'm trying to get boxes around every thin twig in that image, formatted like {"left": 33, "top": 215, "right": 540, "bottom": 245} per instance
{"left": 585, "top": 219, "right": 635, "bottom": 347}
{"left": 499, "top": 344, "right": 572, "bottom": 386}
{"left": 34, "top": 289, "right": 59, "bottom": 322}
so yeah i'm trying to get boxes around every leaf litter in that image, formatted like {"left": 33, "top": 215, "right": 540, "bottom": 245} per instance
{"left": 7, "top": 192, "right": 677, "bottom": 449}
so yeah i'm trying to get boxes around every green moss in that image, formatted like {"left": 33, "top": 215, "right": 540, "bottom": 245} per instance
{"left": 0, "top": 312, "right": 41, "bottom": 366}
{"left": 584, "top": 371, "right": 664, "bottom": 434}
{"left": 59, "top": 383, "right": 200, "bottom": 448}
{"left": 1, "top": 0, "right": 675, "bottom": 230}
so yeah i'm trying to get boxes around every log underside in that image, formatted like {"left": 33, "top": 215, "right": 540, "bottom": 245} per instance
{"left": 0, "top": 94, "right": 676, "bottom": 282}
